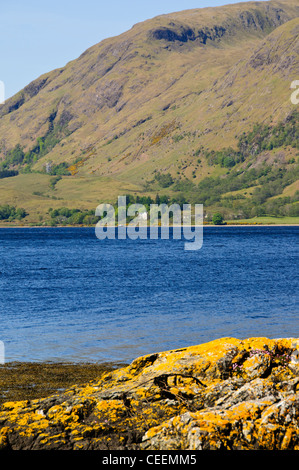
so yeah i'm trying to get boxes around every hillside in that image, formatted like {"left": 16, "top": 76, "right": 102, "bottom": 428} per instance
{"left": 0, "top": 0, "right": 298, "bottom": 225}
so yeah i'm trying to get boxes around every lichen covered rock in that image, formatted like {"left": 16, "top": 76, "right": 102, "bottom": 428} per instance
{"left": 0, "top": 337, "right": 298, "bottom": 450}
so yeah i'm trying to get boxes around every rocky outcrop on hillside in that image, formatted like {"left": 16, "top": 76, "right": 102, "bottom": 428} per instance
{"left": 0, "top": 337, "right": 298, "bottom": 450}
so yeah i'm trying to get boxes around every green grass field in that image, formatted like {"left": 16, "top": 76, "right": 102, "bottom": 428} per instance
{"left": 225, "top": 216, "right": 299, "bottom": 225}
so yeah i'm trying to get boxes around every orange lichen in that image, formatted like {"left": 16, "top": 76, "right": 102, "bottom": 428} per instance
{"left": 0, "top": 337, "right": 298, "bottom": 450}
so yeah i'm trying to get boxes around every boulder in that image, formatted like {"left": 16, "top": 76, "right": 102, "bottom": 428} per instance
{"left": 0, "top": 337, "right": 298, "bottom": 450}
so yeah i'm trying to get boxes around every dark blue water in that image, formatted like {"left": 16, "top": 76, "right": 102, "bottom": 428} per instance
{"left": 0, "top": 227, "right": 298, "bottom": 363}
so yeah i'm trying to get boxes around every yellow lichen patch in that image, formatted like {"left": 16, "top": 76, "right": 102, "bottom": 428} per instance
{"left": 96, "top": 398, "right": 122, "bottom": 410}
{"left": 241, "top": 353, "right": 271, "bottom": 380}
{"left": 124, "top": 337, "right": 242, "bottom": 390}
{"left": 192, "top": 337, "right": 241, "bottom": 358}
{"left": 0, "top": 426, "right": 10, "bottom": 449}
{"left": 0, "top": 400, "right": 29, "bottom": 412}
{"left": 229, "top": 401, "right": 271, "bottom": 423}
{"left": 241, "top": 337, "right": 276, "bottom": 351}
{"left": 77, "top": 385, "right": 98, "bottom": 397}
{"left": 242, "top": 420, "right": 256, "bottom": 444}
{"left": 142, "top": 398, "right": 284, "bottom": 450}
{"left": 95, "top": 399, "right": 124, "bottom": 420}
{"left": 277, "top": 338, "right": 298, "bottom": 350}
{"left": 281, "top": 428, "right": 294, "bottom": 450}
{"left": 0, "top": 408, "right": 51, "bottom": 440}
{"left": 39, "top": 433, "right": 68, "bottom": 447}
{"left": 256, "top": 424, "right": 280, "bottom": 450}
{"left": 46, "top": 403, "right": 83, "bottom": 428}
{"left": 73, "top": 440, "right": 87, "bottom": 450}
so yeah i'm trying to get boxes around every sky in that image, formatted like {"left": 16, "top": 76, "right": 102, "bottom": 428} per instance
{"left": 1, "top": 0, "right": 268, "bottom": 99}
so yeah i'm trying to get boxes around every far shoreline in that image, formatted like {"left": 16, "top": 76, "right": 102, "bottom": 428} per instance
{"left": 0, "top": 223, "right": 299, "bottom": 228}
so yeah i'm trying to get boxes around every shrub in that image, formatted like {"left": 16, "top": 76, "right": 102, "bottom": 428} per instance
{"left": 0, "top": 205, "right": 27, "bottom": 220}
{"left": 212, "top": 212, "right": 224, "bottom": 225}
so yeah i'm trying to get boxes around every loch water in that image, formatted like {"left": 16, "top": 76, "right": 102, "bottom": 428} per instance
{"left": 0, "top": 226, "right": 298, "bottom": 364}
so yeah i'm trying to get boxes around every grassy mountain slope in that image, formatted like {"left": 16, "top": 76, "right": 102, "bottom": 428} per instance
{"left": 0, "top": 0, "right": 298, "bottom": 224}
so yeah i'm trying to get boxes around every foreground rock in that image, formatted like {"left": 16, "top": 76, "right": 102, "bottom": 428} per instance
{"left": 0, "top": 337, "right": 299, "bottom": 450}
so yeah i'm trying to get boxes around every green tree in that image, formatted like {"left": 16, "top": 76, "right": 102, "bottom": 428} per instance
{"left": 212, "top": 212, "right": 224, "bottom": 225}
{"left": 0, "top": 204, "right": 27, "bottom": 220}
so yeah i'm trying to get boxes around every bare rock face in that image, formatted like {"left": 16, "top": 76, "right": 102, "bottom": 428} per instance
{"left": 0, "top": 337, "right": 298, "bottom": 450}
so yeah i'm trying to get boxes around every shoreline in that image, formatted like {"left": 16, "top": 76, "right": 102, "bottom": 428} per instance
{"left": 0, "top": 223, "right": 299, "bottom": 228}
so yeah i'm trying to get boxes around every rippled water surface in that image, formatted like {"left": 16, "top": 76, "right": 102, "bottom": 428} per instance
{"left": 0, "top": 227, "right": 298, "bottom": 363}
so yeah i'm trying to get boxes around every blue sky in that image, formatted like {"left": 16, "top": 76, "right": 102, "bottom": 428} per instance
{"left": 1, "top": 0, "right": 268, "bottom": 99}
